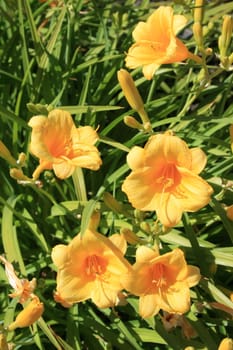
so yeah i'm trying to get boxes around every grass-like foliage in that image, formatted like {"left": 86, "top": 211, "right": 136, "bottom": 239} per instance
{"left": 0, "top": 0, "right": 233, "bottom": 349}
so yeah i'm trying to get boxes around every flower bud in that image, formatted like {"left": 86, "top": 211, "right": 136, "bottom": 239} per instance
{"left": 9, "top": 168, "right": 32, "bottom": 182}
{"left": 103, "top": 192, "right": 123, "bottom": 214}
{"left": 8, "top": 297, "right": 44, "bottom": 331}
{"left": 0, "top": 141, "right": 17, "bottom": 166}
{"left": 123, "top": 116, "right": 143, "bottom": 130}
{"left": 193, "top": 22, "right": 203, "bottom": 48}
{"left": 120, "top": 228, "right": 143, "bottom": 245}
{"left": 218, "top": 15, "right": 233, "bottom": 58}
{"left": 117, "top": 69, "right": 145, "bottom": 113}
{"left": 193, "top": 0, "right": 204, "bottom": 24}
{"left": 26, "top": 103, "right": 52, "bottom": 115}
{"left": 218, "top": 338, "right": 233, "bottom": 350}
{"left": 87, "top": 210, "right": 100, "bottom": 231}
{"left": 226, "top": 205, "right": 233, "bottom": 221}
{"left": 193, "top": 0, "right": 204, "bottom": 49}
{"left": 17, "top": 152, "right": 27, "bottom": 167}
{"left": 117, "top": 69, "right": 152, "bottom": 131}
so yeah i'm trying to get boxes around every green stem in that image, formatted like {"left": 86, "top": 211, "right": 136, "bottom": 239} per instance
{"left": 72, "top": 167, "right": 87, "bottom": 201}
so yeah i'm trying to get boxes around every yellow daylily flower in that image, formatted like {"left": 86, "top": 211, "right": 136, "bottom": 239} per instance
{"left": 8, "top": 297, "right": 44, "bottom": 331}
{"left": 122, "top": 131, "right": 213, "bottom": 227}
{"left": 28, "top": 109, "right": 102, "bottom": 179}
{"left": 125, "top": 6, "right": 201, "bottom": 80}
{"left": 52, "top": 229, "right": 132, "bottom": 309}
{"left": 0, "top": 255, "right": 36, "bottom": 304}
{"left": 122, "top": 247, "right": 201, "bottom": 318}
{"left": 218, "top": 338, "right": 233, "bottom": 350}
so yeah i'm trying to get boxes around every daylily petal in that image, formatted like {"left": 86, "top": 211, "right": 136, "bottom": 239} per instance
{"left": 136, "top": 245, "right": 160, "bottom": 263}
{"left": 126, "top": 41, "right": 167, "bottom": 68}
{"left": 145, "top": 133, "right": 192, "bottom": 169}
{"left": 173, "top": 14, "right": 188, "bottom": 34}
{"left": 91, "top": 280, "right": 119, "bottom": 308}
{"left": 156, "top": 193, "right": 183, "bottom": 227}
{"left": 58, "top": 275, "right": 93, "bottom": 303}
{"left": 185, "top": 265, "right": 201, "bottom": 287}
{"left": 132, "top": 21, "right": 152, "bottom": 42}
{"left": 165, "top": 282, "right": 191, "bottom": 313}
{"left": 142, "top": 63, "right": 160, "bottom": 80}
{"left": 122, "top": 266, "right": 152, "bottom": 296}
{"left": 51, "top": 244, "right": 69, "bottom": 268}
{"left": 53, "top": 162, "right": 75, "bottom": 179}
{"left": 165, "top": 38, "right": 189, "bottom": 63}
{"left": 122, "top": 167, "right": 156, "bottom": 210}
{"left": 71, "top": 152, "right": 102, "bottom": 170}
{"left": 109, "top": 233, "right": 127, "bottom": 255}
{"left": 73, "top": 126, "right": 99, "bottom": 145}
{"left": 126, "top": 146, "right": 145, "bottom": 170}
{"left": 176, "top": 167, "right": 213, "bottom": 212}
{"left": 190, "top": 147, "right": 207, "bottom": 174}
{"left": 139, "top": 294, "right": 160, "bottom": 318}
{"left": 146, "top": 6, "right": 173, "bottom": 43}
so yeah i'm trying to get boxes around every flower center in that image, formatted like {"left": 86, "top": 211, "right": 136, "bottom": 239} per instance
{"left": 155, "top": 163, "right": 180, "bottom": 192}
{"left": 85, "top": 255, "right": 107, "bottom": 278}
{"left": 151, "top": 263, "right": 167, "bottom": 289}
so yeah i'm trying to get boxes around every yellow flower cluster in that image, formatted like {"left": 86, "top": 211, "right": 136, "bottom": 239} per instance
{"left": 52, "top": 227, "right": 201, "bottom": 318}
{"left": 2, "top": 3, "right": 233, "bottom": 346}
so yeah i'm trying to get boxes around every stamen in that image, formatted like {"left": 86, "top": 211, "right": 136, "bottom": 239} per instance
{"left": 85, "top": 255, "right": 106, "bottom": 277}
{"left": 151, "top": 263, "right": 167, "bottom": 289}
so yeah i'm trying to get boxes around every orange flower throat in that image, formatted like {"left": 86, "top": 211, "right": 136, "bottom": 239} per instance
{"left": 85, "top": 255, "right": 107, "bottom": 277}
{"left": 151, "top": 263, "right": 167, "bottom": 290}
{"left": 156, "top": 163, "right": 181, "bottom": 192}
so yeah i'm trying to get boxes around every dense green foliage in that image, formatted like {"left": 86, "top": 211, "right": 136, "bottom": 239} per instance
{"left": 0, "top": 0, "right": 233, "bottom": 349}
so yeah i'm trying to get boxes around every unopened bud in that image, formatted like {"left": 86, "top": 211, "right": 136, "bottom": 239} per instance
{"left": 17, "top": 152, "right": 27, "bottom": 167}
{"left": 10, "top": 168, "right": 32, "bottom": 182}
{"left": 103, "top": 192, "right": 123, "bottom": 214}
{"left": 117, "top": 69, "right": 145, "bottom": 113}
{"left": 226, "top": 205, "right": 233, "bottom": 221}
{"left": 88, "top": 210, "right": 100, "bottom": 231}
{"left": 140, "top": 222, "right": 151, "bottom": 234}
{"left": 120, "top": 228, "right": 143, "bottom": 245}
{"left": 218, "top": 338, "right": 233, "bottom": 350}
{"left": 218, "top": 15, "right": 233, "bottom": 58}
{"left": 117, "top": 69, "right": 152, "bottom": 131}
{"left": 0, "top": 141, "right": 17, "bottom": 166}
{"left": 27, "top": 103, "right": 52, "bottom": 115}
{"left": 193, "top": 0, "right": 204, "bottom": 49}
{"left": 124, "top": 116, "right": 143, "bottom": 130}
{"left": 229, "top": 52, "right": 233, "bottom": 65}
{"left": 205, "top": 47, "right": 213, "bottom": 56}
{"left": 193, "top": 0, "right": 204, "bottom": 23}
{"left": 8, "top": 297, "right": 44, "bottom": 331}
{"left": 193, "top": 22, "right": 203, "bottom": 48}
